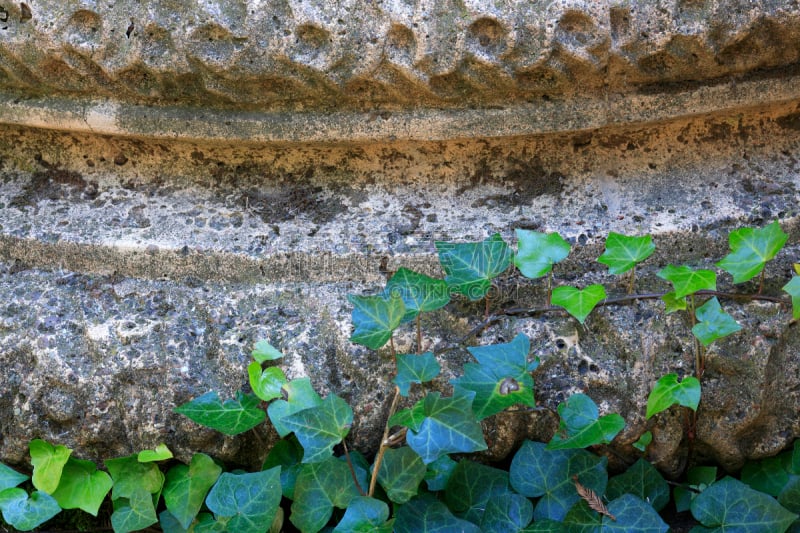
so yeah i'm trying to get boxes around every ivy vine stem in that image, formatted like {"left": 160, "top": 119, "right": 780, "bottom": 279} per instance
{"left": 368, "top": 385, "right": 401, "bottom": 497}
{"left": 342, "top": 440, "right": 366, "bottom": 496}
{"left": 416, "top": 315, "right": 423, "bottom": 354}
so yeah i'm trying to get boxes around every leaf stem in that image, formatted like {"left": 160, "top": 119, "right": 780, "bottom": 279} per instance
{"left": 389, "top": 335, "right": 396, "bottom": 358}
{"left": 342, "top": 440, "right": 366, "bottom": 496}
{"left": 368, "top": 385, "right": 401, "bottom": 497}
{"left": 759, "top": 269, "right": 765, "bottom": 294}
{"left": 546, "top": 270, "right": 553, "bottom": 306}
{"left": 628, "top": 266, "right": 635, "bottom": 295}
{"left": 416, "top": 315, "right": 423, "bottom": 354}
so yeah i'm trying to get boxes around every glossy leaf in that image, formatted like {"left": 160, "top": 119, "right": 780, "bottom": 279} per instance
{"left": 394, "top": 352, "right": 441, "bottom": 396}
{"left": 691, "top": 476, "right": 797, "bottom": 532}
{"left": 29, "top": 439, "right": 72, "bottom": 494}
{"left": 551, "top": 285, "right": 607, "bottom": 324}
{"left": 436, "top": 234, "right": 512, "bottom": 301}
{"left": 692, "top": 297, "right": 741, "bottom": 346}
{"left": 547, "top": 393, "right": 625, "bottom": 450}
{"left": 481, "top": 492, "right": 534, "bottom": 532}
{"left": 445, "top": 460, "right": 515, "bottom": 525}
{"left": 377, "top": 446, "right": 426, "bottom": 504}
{"left": 717, "top": 221, "right": 788, "bottom": 283}
{"left": 395, "top": 493, "right": 482, "bottom": 533}
{"left": 657, "top": 265, "right": 716, "bottom": 298}
{"left": 606, "top": 458, "right": 669, "bottom": 512}
{"left": 604, "top": 494, "right": 669, "bottom": 532}
{"left": 333, "top": 496, "right": 392, "bottom": 533}
{"left": 163, "top": 453, "right": 222, "bottom": 529}
{"left": 741, "top": 456, "right": 789, "bottom": 497}
{"left": 248, "top": 363, "right": 288, "bottom": 402}
{"left": 597, "top": 233, "right": 655, "bottom": 275}
{"left": 662, "top": 291, "right": 687, "bottom": 314}
{"left": 633, "top": 431, "right": 652, "bottom": 452}
{"left": 111, "top": 489, "right": 158, "bottom": 533}
{"left": 425, "top": 455, "right": 458, "bottom": 492}
{"left": 105, "top": 454, "right": 164, "bottom": 499}
{"left": 252, "top": 340, "right": 284, "bottom": 363}
{"left": 646, "top": 373, "right": 701, "bottom": 419}
{"left": 267, "top": 377, "right": 323, "bottom": 438}
{"left": 51, "top": 458, "right": 112, "bottom": 516}
{"left": 138, "top": 443, "right": 173, "bottom": 463}
{"left": 206, "top": 468, "right": 282, "bottom": 533}
{"left": 514, "top": 230, "right": 571, "bottom": 279}
{"left": 0, "top": 489, "right": 61, "bottom": 531}
{"left": 0, "top": 463, "right": 28, "bottom": 491}
{"left": 783, "top": 276, "right": 800, "bottom": 320}
{"left": 385, "top": 267, "right": 450, "bottom": 322}
{"left": 262, "top": 436, "right": 304, "bottom": 499}
{"left": 174, "top": 390, "right": 265, "bottom": 436}
{"left": 290, "top": 457, "right": 361, "bottom": 533}
{"left": 348, "top": 292, "right": 405, "bottom": 349}
{"left": 281, "top": 393, "right": 353, "bottom": 463}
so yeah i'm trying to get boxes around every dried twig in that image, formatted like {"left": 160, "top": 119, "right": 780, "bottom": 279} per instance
{"left": 573, "top": 475, "right": 616, "bottom": 521}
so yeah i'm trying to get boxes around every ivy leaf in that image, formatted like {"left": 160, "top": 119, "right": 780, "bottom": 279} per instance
{"left": 205, "top": 468, "right": 282, "bottom": 533}
{"left": 174, "top": 390, "right": 265, "bottom": 436}
{"left": 436, "top": 234, "right": 512, "bottom": 301}
{"left": 603, "top": 494, "right": 669, "bottom": 532}
{"left": 691, "top": 477, "right": 797, "bottom": 532}
{"left": 402, "top": 391, "right": 488, "bottom": 464}
{"left": 481, "top": 493, "right": 534, "bottom": 532}
{"left": 267, "top": 377, "right": 323, "bottom": 438}
{"left": 646, "top": 373, "right": 701, "bottom": 419}
{"left": 262, "top": 436, "right": 304, "bottom": 499}
{"left": 138, "top": 443, "right": 173, "bottom": 463}
{"left": 29, "top": 439, "right": 72, "bottom": 494}
{"left": 597, "top": 233, "right": 655, "bottom": 275}
{"left": 674, "top": 466, "right": 717, "bottom": 513}
{"left": 376, "top": 446, "right": 426, "bottom": 504}
{"left": 248, "top": 363, "right": 288, "bottom": 402}
{"left": 510, "top": 440, "right": 608, "bottom": 521}
{"left": 388, "top": 402, "right": 426, "bottom": 433}
{"left": 716, "top": 221, "right": 788, "bottom": 283}
{"left": 395, "top": 493, "right": 481, "bottom": 533}
{"left": 514, "top": 230, "right": 571, "bottom": 279}
{"left": 547, "top": 393, "right": 625, "bottom": 450}
{"left": 453, "top": 333, "right": 537, "bottom": 419}
{"left": 281, "top": 393, "right": 353, "bottom": 463}
{"left": 252, "top": 340, "right": 284, "bottom": 363}
{"left": 290, "top": 457, "right": 361, "bottom": 533}
{"left": 741, "top": 456, "right": 790, "bottom": 497}
{"left": 661, "top": 291, "right": 687, "bottom": 314}
{"left": 111, "top": 489, "right": 158, "bottom": 533}
{"left": 394, "top": 352, "right": 441, "bottom": 396}
{"left": 633, "top": 431, "right": 652, "bottom": 452}
{"left": 348, "top": 292, "right": 405, "bottom": 349}
{"left": 385, "top": 267, "right": 450, "bottom": 322}
{"left": 425, "top": 455, "right": 458, "bottom": 492}
{"left": 0, "top": 463, "right": 28, "bottom": 491}
{"left": 0, "top": 489, "right": 61, "bottom": 531}
{"left": 657, "top": 265, "right": 716, "bottom": 298}
{"left": 551, "top": 285, "right": 607, "bottom": 324}
{"left": 783, "top": 276, "right": 800, "bottom": 320}
{"left": 333, "top": 496, "right": 392, "bottom": 533}
{"left": 51, "top": 458, "right": 112, "bottom": 516}
{"left": 692, "top": 297, "right": 742, "bottom": 346}
{"left": 444, "top": 460, "right": 521, "bottom": 526}
{"left": 606, "top": 458, "right": 670, "bottom": 512}
{"left": 778, "top": 476, "right": 800, "bottom": 514}
{"left": 163, "top": 453, "right": 222, "bottom": 529}
{"left": 105, "top": 454, "right": 164, "bottom": 499}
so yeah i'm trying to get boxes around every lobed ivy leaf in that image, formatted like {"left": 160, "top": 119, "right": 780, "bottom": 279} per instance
{"left": 436, "top": 234, "right": 512, "bottom": 301}
{"left": 163, "top": 453, "right": 222, "bottom": 529}
{"left": 205, "top": 468, "right": 282, "bottom": 533}
{"left": 262, "top": 436, "right": 304, "bottom": 499}
{"left": 51, "top": 458, "right": 112, "bottom": 516}
{"left": 333, "top": 496, "right": 393, "bottom": 533}
{"left": 674, "top": 466, "right": 717, "bottom": 513}
{"left": 248, "top": 363, "right": 288, "bottom": 403}
{"left": 646, "top": 373, "right": 701, "bottom": 419}
{"left": 376, "top": 446, "right": 426, "bottom": 504}
{"left": 661, "top": 291, "right": 687, "bottom": 314}
{"left": 717, "top": 221, "right": 788, "bottom": 283}
{"left": 424, "top": 455, "right": 458, "bottom": 492}
{"left": 481, "top": 493, "right": 534, "bottom": 532}
{"left": 348, "top": 292, "right": 405, "bottom": 349}
{"left": 741, "top": 456, "right": 790, "bottom": 497}
{"left": 453, "top": 333, "right": 537, "bottom": 419}
{"left": 0, "top": 462, "right": 28, "bottom": 491}
{"left": 0, "top": 489, "right": 61, "bottom": 531}
{"left": 547, "top": 393, "right": 625, "bottom": 450}
{"left": 252, "top": 340, "right": 284, "bottom": 363}
{"left": 657, "top": 265, "right": 716, "bottom": 298}
{"left": 138, "top": 443, "right": 173, "bottom": 463}
{"left": 444, "top": 460, "right": 524, "bottom": 527}
{"left": 290, "top": 457, "right": 361, "bottom": 533}
{"left": 385, "top": 267, "right": 450, "bottom": 322}
{"left": 691, "top": 476, "right": 797, "bottom": 533}
{"left": 174, "top": 390, "right": 265, "bottom": 436}
{"left": 514, "top": 230, "right": 571, "bottom": 279}
{"left": 394, "top": 352, "right": 441, "bottom": 397}
{"left": 267, "top": 377, "right": 323, "bottom": 438}
{"left": 395, "top": 493, "right": 481, "bottom": 533}
{"left": 29, "top": 439, "right": 72, "bottom": 494}
{"left": 281, "top": 393, "right": 353, "bottom": 463}
{"left": 105, "top": 454, "right": 164, "bottom": 500}
{"left": 692, "top": 297, "right": 742, "bottom": 346}
{"left": 551, "top": 284, "right": 607, "bottom": 324}
{"left": 606, "top": 458, "right": 670, "bottom": 512}
{"left": 597, "top": 233, "right": 655, "bottom": 275}
{"left": 111, "top": 489, "right": 158, "bottom": 533}
{"left": 633, "top": 431, "right": 653, "bottom": 452}
{"left": 783, "top": 276, "right": 800, "bottom": 320}
{"left": 604, "top": 494, "right": 669, "bottom": 532}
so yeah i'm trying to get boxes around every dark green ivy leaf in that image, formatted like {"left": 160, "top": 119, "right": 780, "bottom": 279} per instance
{"left": 348, "top": 292, "right": 405, "bottom": 349}
{"left": 394, "top": 493, "right": 482, "bottom": 533}
{"left": 657, "top": 265, "right": 716, "bottom": 298}
{"left": 267, "top": 377, "right": 323, "bottom": 438}
{"left": 674, "top": 466, "right": 717, "bottom": 513}
{"left": 394, "top": 352, "right": 441, "bottom": 396}
{"left": 377, "top": 446, "right": 426, "bottom": 504}
{"left": 783, "top": 276, "right": 800, "bottom": 321}
{"left": 444, "top": 460, "right": 522, "bottom": 527}
{"left": 0, "top": 463, "right": 28, "bottom": 492}
{"left": 691, "top": 297, "right": 741, "bottom": 346}
{"left": 290, "top": 457, "right": 361, "bottom": 533}
{"left": 606, "top": 458, "right": 670, "bottom": 512}
{"left": 51, "top": 458, "right": 112, "bottom": 516}
{"left": 716, "top": 221, "right": 788, "bottom": 284}
{"left": 646, "top": 373, "right": 701, "bottom": 419}
{"left": 547, "top": 393, "right": 625, "bottom": 450}
{"left": 778, "top": 476, "right": 800, "bottom": 514}
{"left": 385, "top": 267, "right": 450, "bottom": 323}
{"left": 481, "top": 492, "right": 534, "bottom": 532}
{"left": 551, "top": 284, "right": 607, "bottom": 324}
{"left": 174, "top": 390, "right": 266, "bottom": 436}
{"left": 205, "top": 468, "right": 282, "bottom": 533}
{"left": 333, "top": 496, "right": 392, "bottom": 533}
{"left": 163, "top": 453, "right": 222, "bottom": 529}
{"left": 262, "top": 436, "right": 304, "bottom": 499}
{"left": 741, "top": 456, "right": 790, "bottom": 497}
{"left": 281, "top": 393, "right": 353, "bottom": 463}
{"left": 514, "top": 230, "right": 571, "bottom": 279}
{"left": 603, "top": 494, "right": 669, "bottom": 532}
{"left": 0, "top": 489, "right": 61, "bottom": 531}
{"left": 424, "top": 455, "right": 458, "bottom": 492}
{"left": 436, "top": 234, "right": 512, "bottom": 301}
{"left": 597, "top": 233, "right": 656, "bottom": 275}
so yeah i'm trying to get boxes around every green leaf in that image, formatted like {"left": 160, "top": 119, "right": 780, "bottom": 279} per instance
{"left": 662, "top": 291, "right": 687, "bottom": 314}
{"left": 0, "top": 463, "right": 28, "bottom": 491}
{"left": 514, "top": 230, "right": 571, "bottom": 279}
{"left": 716, "top": 221, "right": 788, "bottom": 283}
{"left": 674, "top": 466, "right": 718, "bottom": 513}
{"left": 163, "top": 453, "right": 222, "bottom": 529}
{"left": 174, "top": 390, "right": 266, "bottom": 436}
{"left": 105, "top": 454, "right": 164, "bottom": 499}
{"left": 778, "top": 476, "right": 800, "bottom": 514}
{"left": 741, "top": 456, "right": 790, "bottom": 497}
{"left": 633, "top": 431, "right": 652, "bottom": 452}
{"left": 436, "top": 234, "right": 512, "bottom": 301}
{"left": 481, "top": 493, "right": 534, "bottom": 532}
{"left": 394, "top": 352, "right": 441, "bottom": 396}
{"left": 385, "top": 267, "right": 450, "bottom": 322}
{"left": 377, "top": 446, "right": 426, "bottom": 504}
{"left": 551, "top": 284, "right": 607, "bottom": 324}
{"left": 783, "top": 277, "right": 800, "bottom": 320}
{"left": 111, "top": 489, "right": 158, "bottom": 533}
{"left": 597, "top": 233, "right": 655, "bottom": 275}
{"left": 281, "top": 393, "right": 353, "bottom": 463}
{"left": 248, "top": 363, "right": 288, "bottom": 402}
{"left": 692, "top": 297, "right": 742, "bottom": 346}
{"left": 657, "top": 265, "right": 716, "bottom": 298}
{"left": 510, "top": 440, "right": 608, "bottom": 521}
{"left": 691, "top": 476, "right": 797, "bottom": 532}
{"left": 138, "top": 443, "right": 173, "bottom": 463}
{"left": 646, "top": 373, "right": 701, "bottom": 419}
{"left": 267, "top": 377, "right": 323, "bottom": 437}
{"left": 333, "top": 496, "right": 392, "bottom": 533}
{"left": 0, "top": 489, "right": 61, "bottom": 531}
{"left": 252, "top": 340, "right": 284, "bottom": 362}
{"left": 402, "top": 391, "right": 488, "bottom": 464}
{"left": 262, "top": 436, "right": 304, "bottom": 499}
{"left": 51, "top": 458, "right": 112, "bottom": 516}
{"left": 395, "top": 493, "right": 482, "bottom": 533}
{"left": 425, "top": 455, "right": 458, "bottom": 492}
{"left": 606, "top": 458, "right": 670, "bottom": 512}
{"left": 29, "top": 439, "right": 72, "bottom": 494}
{"left": 192, "top": 512, "right": 228, "bottom": 532}
{"left": 522, "top": 518, "right": 564, "bottom": 532}
{"left": 290, "top": 457, "right": 361, "bottom": 533}
{"left": 444, "top": 460, "right": 517, "bottom": 525}
{"left": 205, "top": 468, "right": 282, "bottom": 533}
{"left": 159, "top": 509, "right": 189, "bottom": 533}
{"left": 453, "top": 333, "right": 537, "bottom": 419}
{"left": 547, "top": 393, "right": 625, "bottom": 450}
{"left": 348, "top": 292, "right": 405, "bottom": 349}
{"left": 603, "top": 494, "right": 669, "bottom": 532}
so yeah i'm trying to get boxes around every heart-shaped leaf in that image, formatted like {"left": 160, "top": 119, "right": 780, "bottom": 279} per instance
{"left": 348, "top": 292, "right": 405, "bottom": 349}
{"left": 597, "top": 233, "right": 655, "bottom": 275}
{"left": 445, "top": 460, "right": 529, "bottom": 529}
{"left": 206, "top": 468, "right": 282, "bottom": 533}
{"left": 394, "top": 352, "right": 441, "bottom": 396}
{"left": 267, "top": 378, "right": 323, "bottom": 438}
{"left": 385, "top": 267, "right": 450, "bottom": 322}
{"left": 111, "top": 489, "right": 158, "bottom": 533}
{"left": 547, "top": 394, "right": 625, "bottom": 450}
{"left": 692, "top": 297, "right": 741, "bottom": 346}
{"left": 606, "top": 458, "right": 670, "bottom": 512}
{"left": 377, "top": 446, "right": 426, "bottom": 504}
{"left": 290, "top": 457, "right": 361, "bottom": 533}
{"left": 783, "top": 276, "right": 800, "bottom": 320}
{"left": 105, "top": 454, "right": 164, "bottom": 500}
{"left": 514, "top": 230, "right": 571, "bottom": 279}
{"left": 661, "top": 291, "right": 687, "bottom": 314}
{"left": 0, "top": 463, "right": 28, "bottom": 492}
{"left": 482, "top": 492, "right": 534, "bottom": 532}
{"left": 252, "top": 340, "right": 284, "bottom": 363}
{"left": 395, "top": 493, "right": 481, "bottom": 533}
{"left": 646, "top": 373, "right": 701, "bottom": 419}
{"left": 717, "top": 221, "right": 788, "bottom": 283}
{"left": 248, "top": 363, "right": 288, "bottom": 402}
{"left": 281, "top": 393, "right": 353, "bottom": 463}
{"left": 138, "top": 443, "right": 173, "bottom": 463}
{"left": 657, "top": 265, "right": 716, "bottom": 298}
{"left": 30, "top": 439, "right": 72, "bottom": 494}
{"left": 51, "top": 458, "right": 112, "bottom": 516}
{"left": 436, "top": 234, "right": 512, "bottom": 301}
{"left": 0, "top": 489, "right": 61, "bottom": 531}
{"left": 163, "top": 453, "right": 222, "bottom": 529}
{"left": 691, "top": 477, "right": 797, "bottom": 532}
{"left": 604, "top": 494, "right": 669, "bottom": 532}
{"left": 175, "top": 391, "right": 265, "bottom": 436}
{"left": 551, "top": 285, "right": 606, "bottom": 324}
{"left": 333, "top": 496, "right": 392, "bottom": 533}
